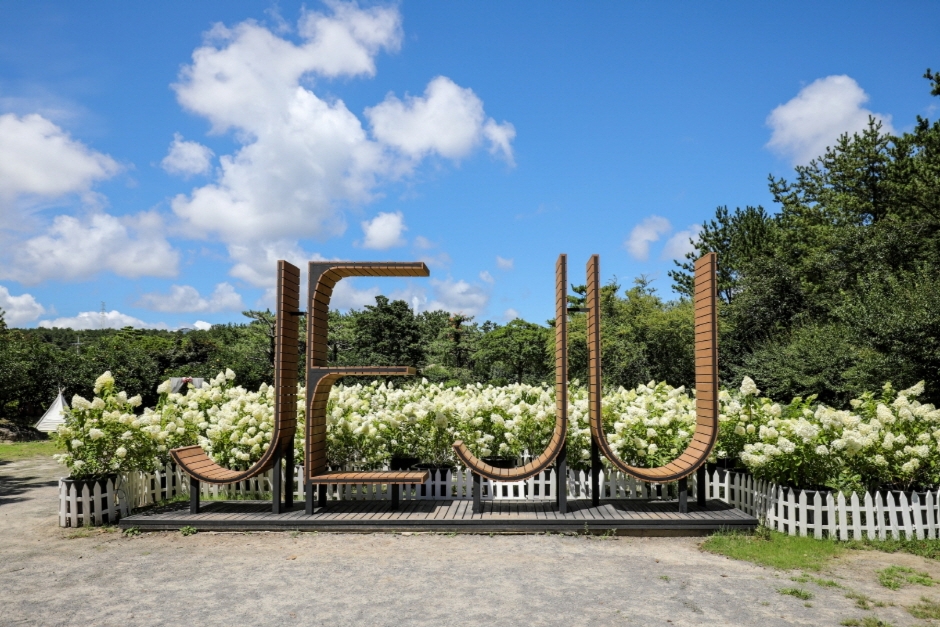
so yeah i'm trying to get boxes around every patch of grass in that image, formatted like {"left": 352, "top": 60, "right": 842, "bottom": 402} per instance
{"left": 66, "top": 528, "right": 91, "bottom": 539}
{"left": 846, "top": 537, "right": 940, "bottom": 561}
{"left": 840, "top": 618, "right": 896, "bottom": 627}
{"left": 180, "top": 525, "right": 197, "bottom": 536}
{"left": 907, "top": 596, "right": 940, "bottom": 620}
{"left": 876, "top": 565, "right": 934, "bottom": 590}
{"left": 778, "top": 587, "right": 813, "bottom": 600}
{"left": 791, "top": 573, "right": 842, "bottom": 588}
{"left": 844, "top": 591, "right": 888, "bottom": 610}
{"left": 659, "top": 575, "right": 670, "bottom": 582}
{"left": 702, "top": 529, "right": 844, "bottom": 571}
{"left": 0, "top": 440, "right": 61, "bottom": 461}
{"left": 123, "top": 526, "right": 141, "bottom": 537}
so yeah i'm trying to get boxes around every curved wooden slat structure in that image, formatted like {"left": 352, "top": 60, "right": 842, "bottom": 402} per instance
{"left": 587, "top": 253, "right": 719, "bottom": 484}
{"left": 452, "top": 254, "right": 569, "bottom": 483}
{"left": 305, "top": 262, "right": 430, "bottom": 483}
{"left": 171, "top": 260, "right": 301, "bottom": 484}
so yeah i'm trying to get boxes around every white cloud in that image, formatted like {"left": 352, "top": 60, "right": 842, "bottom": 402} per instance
{"left": 168, "top": 4, "right": 401, "bottom": 243}
{"left": 661, "top": 225, "right": 702, "bottom": 260}
{"left": 479, "top": 270, "right": 494, "bottom": 284}
{"left": 168, "top": 4, "right": 512, "bottom": 244}
{"left": 418, "top": 252, "right": 451, "bottom": 269}
{"left": 766, "top": 75, "right": 895, "bottom": 165}
{"left": 0, "top": 285, "right": 45, "bottom": 326}
{"left": 136, "top": 282, "right": 244, "bottom": 313}
{"left": 413, "top": 235, "right": 434, "bottom": 249}
{"left": 0, "top": 113, "right": 119, "bottom": 210}
{"left": 161, "top": 133, "right": 214, "bottom": 176}
{"left": 426, "top": 277, "right": 489, "bottom": 316}
{"left": 625, "top": 215, "right": 671, "bottom": 261}
{"left": 496, "top": 256, "right": 514, "bottom": 270}
{"left": 366, "top": 75, "right": 515, "bottom": 164}
{"left": 331, "top": 279, "right": 381, "bottom": 310}
{"left": 39, "top": 310, "right": 168, "bottom": 330}
{"left": 228, "top": 240, "right": 324, "bottom": 289}
{"left": 193, "top": 320, "right": 213, "bottom": 331}
{"left": 360, "top": 211, "right": 406, "bottom": 249}
{"left": 483, "top": 119, "right": 516, "bottom": 166}
{"left": 502, "top": 308, "right": 519, "bottom": 321}
{"left": 0, "top": 211, "right": 179, "bottom": 284}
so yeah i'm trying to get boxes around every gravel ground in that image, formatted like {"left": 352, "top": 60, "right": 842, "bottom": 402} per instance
{"left": 2, "top": 456, "right": 938, "bottom": 627}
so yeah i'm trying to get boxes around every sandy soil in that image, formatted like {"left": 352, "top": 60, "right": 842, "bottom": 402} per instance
{"left": 1, "top": 456, "right": 938, "bottom": 627}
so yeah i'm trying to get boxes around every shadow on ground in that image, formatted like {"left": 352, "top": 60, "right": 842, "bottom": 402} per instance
{"left": 0, "top": 472, "right": 58, "bottom": 507}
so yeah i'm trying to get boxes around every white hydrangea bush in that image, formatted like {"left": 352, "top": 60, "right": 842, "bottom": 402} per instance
{"left": 53, "top": 372, "right": 149, "bottom": 479}
{"left": 57, "top": 370, "right": 940, "bottom": 491}
{"left": 734, "top": 380, "right": 940, "bottom": 491}
{"left": 603, "top": 381, "right": 697, "bottom": 468}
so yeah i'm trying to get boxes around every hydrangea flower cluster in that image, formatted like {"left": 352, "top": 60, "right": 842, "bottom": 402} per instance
{"left": 52, "top": 372, "right": 147, "bottom": 479}
{"left": 735, "top": 379, "right": 940, "bottom": 490}
{"left": 54, "top": 371, "right": 940, "bottom": 491}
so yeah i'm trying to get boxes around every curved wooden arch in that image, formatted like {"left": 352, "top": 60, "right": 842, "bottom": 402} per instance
{"left": 452, "top": 254, "right": 568, "bottom": 482}
{"left": 587, "top": 253, "right": 719, "bottom": 484}
{"left": 171, "top": 260, "right": 300, "bottom": 484}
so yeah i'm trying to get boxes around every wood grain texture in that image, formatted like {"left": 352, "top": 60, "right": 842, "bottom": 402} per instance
{"left": 172, "top": 260, "right": 301, "bottom": 484}
{"left": 587, "top": 253, "right": 720, "bottom": 483}
{"left": 305, "top": 262, "right": 430, "bottom": 482}
{"left": 452, "top": 254, "right": 568, "bottom": 482}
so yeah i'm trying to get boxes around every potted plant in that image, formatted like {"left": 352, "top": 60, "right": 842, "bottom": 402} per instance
{"left": 53, "top": 372, "right": 149, "bottom": 526}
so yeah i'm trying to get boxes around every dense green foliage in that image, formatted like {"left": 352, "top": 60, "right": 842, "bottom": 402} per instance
{"left": 671, "top": 71, "right": 940, "bottom": 406}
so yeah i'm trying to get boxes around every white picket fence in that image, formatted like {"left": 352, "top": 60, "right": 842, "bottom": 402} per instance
{"left": 703, "top": 470, "right": 940, "bottom": 540}
{"left": 77, "top": 465, "right": 939, "bottom": 540}
{"left": 58, "top": 477, "right": 121, "bottom": 527}
{"left": 118, "top": 463, "right": 691, "bottom": 509}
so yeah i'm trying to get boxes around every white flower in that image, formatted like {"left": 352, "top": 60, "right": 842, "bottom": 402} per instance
{"left": 89, "top": 428, "right": 104, "bottom": 440}
{"left": 815, "top": 445, "right": 829, "bottom": 455}
{"left": 739, "top": 377, "right": 759, "bottom": 397}
{"left": 115, "top": 447, "right": 127, "bottom": 458}
{"left": 71, "top": 439, "right": 83, "bottom": 449}
{"left": 94, "top": 371, "right": 115, "bottom": 393}
{"left": 157, "top": 380, "right": 172, "bottom": 394}
{"left": 73, "top": 460, "right": 85, "bottom": 468}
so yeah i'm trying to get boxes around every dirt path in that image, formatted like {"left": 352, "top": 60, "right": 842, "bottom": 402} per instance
{"left": 1, "top": 456, "right": 937, "bottom": 627}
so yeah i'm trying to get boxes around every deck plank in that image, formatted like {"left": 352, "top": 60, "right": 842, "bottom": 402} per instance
{"left": 121, "top": 498, "right": 756, "bottom": 532}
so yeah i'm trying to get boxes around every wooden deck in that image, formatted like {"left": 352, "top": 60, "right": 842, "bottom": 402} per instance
{"left": 120, "top": 498, "right": 756, "bottom": 534}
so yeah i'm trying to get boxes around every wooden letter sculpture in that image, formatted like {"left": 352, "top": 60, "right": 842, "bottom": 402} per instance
{"left": 586, "top": 253, "right": 719, "bottom": 507}
{"left": 453, "top": 254, "right": 569, "bottom": 513}
{"left": 171, "top": 260, "right": 301, "bottom": 514}
{"left": 304, "top": 262, "right": 431, "bottom": 514}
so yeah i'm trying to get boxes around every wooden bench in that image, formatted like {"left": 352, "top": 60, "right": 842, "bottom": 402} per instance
{"left": 586, "top": 253, "right": 720, "bottom": 511}
{"left": 453, "top": 254, "right": 570, "bottom": 513}
{"left": 307, "top": 470, "right": 430, "bottom": 510}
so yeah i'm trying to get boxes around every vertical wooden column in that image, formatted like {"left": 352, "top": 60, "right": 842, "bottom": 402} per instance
{"left": 555, "top": 254, "right": 568, "bottom": 514}
{"left": 694, "top": 253, "right": 719, "bottom": 506}
{"left": 586, "top": 254, "right": 602, "bottom": 507}
{"left": 273, "top": 260, "right": 300, "bottom": 514}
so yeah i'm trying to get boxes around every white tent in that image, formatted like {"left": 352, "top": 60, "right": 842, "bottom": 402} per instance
{"left": 35, "top": 390, "right": 69, "bottom": 433}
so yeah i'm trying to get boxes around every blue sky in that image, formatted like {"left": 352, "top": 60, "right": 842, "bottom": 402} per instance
{"left": 1, "top": 1, "right": 938, "bottom": 330}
